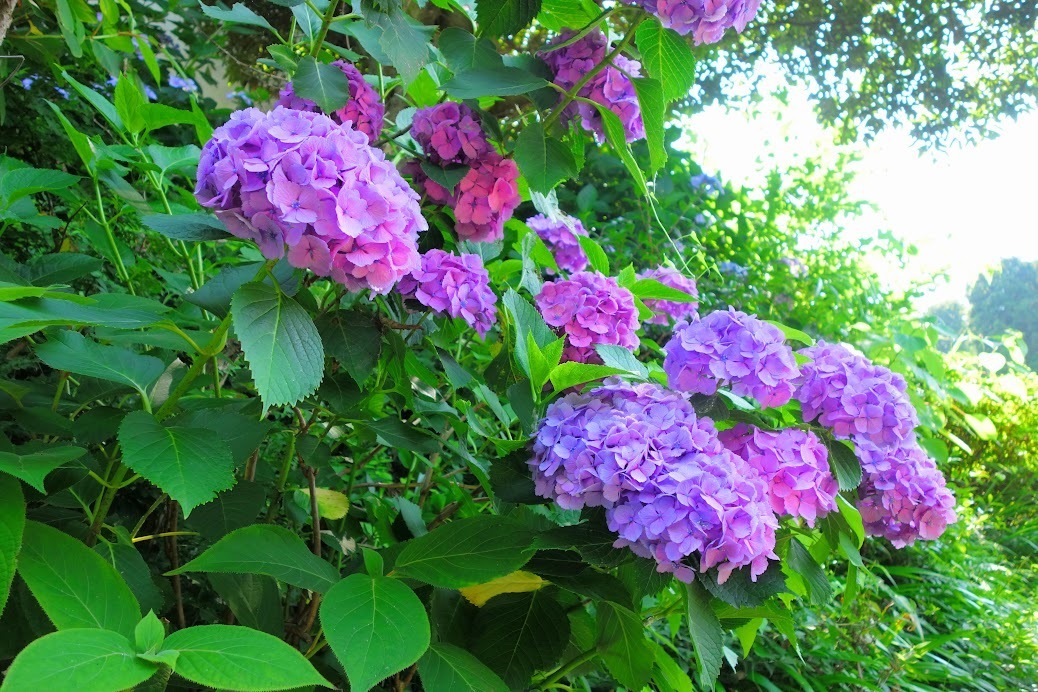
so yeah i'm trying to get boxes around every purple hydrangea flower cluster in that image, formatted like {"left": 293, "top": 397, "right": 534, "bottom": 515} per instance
{"left": 663, "top": 309, "right": 800, "bottom": 407}
{"left": 530, "top": 379, "right": 778, "bottom": 583}
{"left": 526, "top": 213, "right": 589, "bottom": 274}
{"left": 397, "top": 249, "right": 498, "bottom": 337}
{"left": 195, "top": 107, "right": 427, "bottom": 294}
{"left": 535, "top": 272, "right": 640, "bottom": 364}
{"left": 410, "top": 102, "right": 491, "bottom": 165}
{"left": 795, "top": 341, "right": 918, "bottom": 446}
{"left": 854, "top": 439, "right": 957, "bottom": 547}
{"left": 719, "top": 424, "right": 839, "bottom": 527}
{"left": 637, "top": 266, "right": 699, "bottom": 324}
{"left": 540, "top": 30, "right": 645, "bottom": 143}
{"left": 276, "top": 60, "right": 384, "bottom": 143}
{"left": 623, "top": 0, "right": 763, "bottom": 45}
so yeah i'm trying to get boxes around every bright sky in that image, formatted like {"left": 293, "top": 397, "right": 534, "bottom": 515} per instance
{"left": 678, "top": 91, "right": 1038, "bottom": 311}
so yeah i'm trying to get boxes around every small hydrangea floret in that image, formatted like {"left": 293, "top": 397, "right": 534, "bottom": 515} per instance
{"left": 622, "top": 0, "right": 763, "bottom": 44}
{"left": 526, "top": 213, "right": 589, "bottom": 274}
{"left": 536, "top": 271, "right": 640, "bottom": 363}
{"left": 276, "top": 60, "right": 384, "bottom": 142}
{"left": 397, "top": 249, "right": 498, "bottom": 337}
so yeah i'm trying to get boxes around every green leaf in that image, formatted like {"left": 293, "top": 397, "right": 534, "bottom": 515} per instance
{"left": 231, "top": 281, "right": 324, "bottom": 408}
{"left": 363, "top": 417, "right": 440, "bottom": 453}
{"left": 320, "top": 573, "right": 431, "bottom": 691}
{"left": 549, "top": 361, "right": 627, "bottom": 391}
{"left": 393, "top": 516, "right": 535, "bottom": 587}
{"left": 420, "top": 162, "right": 471, "bottom": 194}
{"left": 93, "top": 536, "right": 164, "bottom": 617}
{"left": 141, "top": 213, "right": 231, "bottom": 242}
{"left": 162, "top": 625, "right": 331, "bottom": 690}
{"left": 208, "top": 573, "right": 283, "bottom": 635}
{"left": 186, "top": 260, "right": 298, "bottom": 317}
{"left": 573, "top": 96, "right": 648, "bottom": 195}
{"left": 1, "top": 629, "right": 157, "bottom": 691}
{"left": 0, "top": 167, "right": 80, "bottom": 205}
{"left": 502, "top": 289, "right": 555, "bottom": 379}
{"left": 438, "top": 28, "right": 501, "bottom": 74}
{"left": 442, "top": 67, "right": 550, "bottom": 99}
{"left": 476, "top": 0, "right": 541, "bottom": 37}
{"left": 537, "top": 0, "right": 596, "bottom": 30}
{"left": 596, "top": 601, "right": 652, "bottom": 690}
{"left": 636, "top": 19, "right": 696, "bottom": 103}
{"left": 35, "top": 331, "right": 165, "bottom": 397}
{"left": 170, "top": 524, "right": 340, "bottom": 593}
{"left": 0, "top": 445, "right": 86, "bottom": 493}
{"left": 468, "top": 590, "right": 569, "bottom": 688}
{"left": 685, "top": 579, "right": 723, "bottom": 689}
{"left": 60, "top": 71, "right": 122, "bottom": 131}
{"left": 118, "top": 412, "right": 234, "bottom": 517}
{"left": 292, "top": 56, "right": 353, "bottom": 113}
{"left": 827, "top": 439, "right": 863, "bottom": 491}
{"left": 489, "top": 451, "right": 546, "bottom": 504}
{"left": 765, "top": 320, "right": 815, "bottom": 346}
{"left": 55, "top": 0, "right": 84, "bottom": 57}
{"left": 785, "top": 538, "right": 832, "bottom": 605}
{"left": 187, "top": 480, "right": 268, "bottom": 542}
{"left": 418, "top": 642, "right": 509, "bottom": 692}
{"left": 173, "top": 409, "right": 271, "bottom": 468}
{"left": 632, "top": 78, "right": 667, "bottom": 173}
{"left": 836, "top": 495, "right": 865, "bottom": 547}
{"left": 316, "top": 309, "right": 383, "bottom": 385}
{"left": 47, "top": 102, "right": 96, "bottom": 173}
{"left": 0, "top": 474, "right": 24, "bottom": 616}
{"left": 25, "top": 253, "right": 102, "bottom": 285}
{"left": 114, "top": 74, "right": 146, "bottom": 134}
{"left": 18, "top": 521, "right": 141, "bottom": 638}
{"left": 630, "top": 277, "right": 697, "bottom": 302}
{"left": 595, "top": 344, "right": 648, "bottom": 377}
{"left": 699, "top": 562, "right": 787, "bottom": 607}
{"left": 199, "top": 2, "right": 276, "bottom": 32}
{"left": 359, "top": 6, "right": 434, "bottom": 86}
{"left": 514, "top": 122, "right": 578, "bottom": 194}
{"left": 0, "top": 293, "right": 170, "bottom": 333}
{"left": 135, "top": 611, "right": 165, "bottom": 653}
{"left": 647, "top": 639, "right": 694, "bottom": 692}
{"left": 576, "top": 236, "right": 609, "bottom": 274}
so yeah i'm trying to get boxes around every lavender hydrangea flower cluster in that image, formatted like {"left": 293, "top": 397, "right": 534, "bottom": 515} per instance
{"left": 623, "top": 0, "right": 763, "bottom": 45}
{"left": 638, "top": 266, "right": 699, "bottom": 324}
{"left": 663, "top": 309, "right": 800, "bottom": 407}
{"left": 406, "top": 104, "right": 521, "bottom": 243}
{"left": 719, "top": 424, "right": 839, "bottom": 527}
{"left": 526, "top": 213, "right": 589, "bottom": 274}
{"left": 276, "top": 60, "right": 384, "bottom": 142}
{"left": 195, "top": 107, "right": 426, "bottom": 294}
{"left": 530, "top": 379, "right": 778, "bottom": 583}
{"left": 397, "top": 249, "right": 498, "bottom": 337}
{"left": 535, "top": 272, "right": 640, "bottom": 364}
{"left": 540, "top": 30, "right": 645, "bottom": 143}
{"left": 795, "top": 341, "right": 918, "bottom": 446}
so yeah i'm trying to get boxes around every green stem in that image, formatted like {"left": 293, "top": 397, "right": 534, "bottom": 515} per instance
{"left": 88, "top": 463, "right": 130, "bottom": 545}
{"left": 310, "top": 0, "right": 341, "bottom": 56}
{"left": 153, "top": 312, "right": 232, "bottom": 421}
{"left": 93, "top": 178, "right": 135, "bottom": 294}
{"left": 267, "top": 434, "right": 297, "bottom": 521}
{"left": 535, "top": 648, "right": 597, "bottom": 689}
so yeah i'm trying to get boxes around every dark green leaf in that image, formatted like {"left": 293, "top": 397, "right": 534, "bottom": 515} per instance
{"left": 186, "top": 481, "right": 267, "bottom": 542}
{"left": 2, "top": 629, "right": 157, "bottom": 690}
{"left": 514, "top": 122, "right": 578, "bottom": 193}
{"left": 93, "top": 537, "right": 163, "bottom": 616}
{"left": 0, "top": 445, "right": 85, "bottom": 493}
{"left": 419, "top": 642, "right": 509, "bottom": 692}
{"left": 685, "top": 579, "right": 723, "bottom": 689}
{"left": 550, "top": 569, "right": 632, "bottom": 607}
{"left": 0, "top": 474, "right": 24, "bottom": 615}
{"left": 420, "top": 161, "right": 471, "bottom": 193}
{"left": 786, "top": 538, "right": 832, "bottom": 605}
{"left": 292, "top": 56, "right": 353, "bottom": 113}
{"left": 316, "top": 309, "right": 382, "bottom": 385}
{"left": 536, "top": 515, "right": 629, "bottom": 569}
{"left": 438, "top": 28, "right": 501, "bottom": 74}
{"left": 141, "top": 213, "right": 231, "bottom": 242}
{"left": 24, "top": 253, "right": 102, "bottom": 285}
{"left": 185, "top": 260, "right": 299, "bottom": 317}
{"left": 199, "top": 2, "right": 276, "bottom": 31}
{"left": 699, "top": 561, "right": 787, "bottom": 608}
{"left": 476, "top": 0, "right": 541, "bottom": 38}
{"left": 363, "top": 418, "right": 440, "bottom": 453}
{"left": 468, "top": 590, "right": 569, "bottom": 688}
{"left": 575, "top": 97, "right": 647, "bottom": 195}
{"left": 0, "top": 168, "right": 80, "bottom": 205}
{"left": 35, "top": 331, "right": 165, "bottom": 397}
{"left": 0, "top": 293, "right": 170, "bottom": 332}
{"left": 596, "top": 601, "right": 652, "bottom": 690}
{"left": 827, "top": 439, "right": 863, "bottom": 491}
{"left": 359, "top": 6, "right": 434, "bottom": 85}
{"left": 442, "top": 67, "right": 550, "bottom": 99}
{"left": 208, "top": 573, "right": 283, "bottom": 635}
{"left": 490, "top": 451, "right": 547, "bottom": 504}
{"left": 636, "top": 19, "right": 696, "bottom": 103}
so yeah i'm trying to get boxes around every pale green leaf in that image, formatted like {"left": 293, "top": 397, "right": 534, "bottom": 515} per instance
{"left": 0, "top": 629, "right": 157, "bottom": 691}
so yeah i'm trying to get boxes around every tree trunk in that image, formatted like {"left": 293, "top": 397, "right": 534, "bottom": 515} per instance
{"left": 0, "top": 0, "right": 18, "bottom": 46}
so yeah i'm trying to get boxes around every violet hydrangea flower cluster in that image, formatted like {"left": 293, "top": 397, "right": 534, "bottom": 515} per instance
{"left": 195, "top": 107, "right": 426, "bottom": 294}
{"left": 622, "top": 0, "right": 763, "bottom": 45}
{"left": 638, "top": 266, "right": 699, "bottom": 324}
{"left": 530, "top": 379, "right": 778, "bottom": 583}
{"left": 405, "top": 103, "right": 521, "bottom": 243}
{"left": 663, "top": 308, "right": 800, "bottom": 407}
{"left": 719, "top": 424, "right": 839, "bottom": 527}
{"left": 535, "top": 272, "right": 640, "bottom": 364}
{"left": 540, "top": 30, "right": 645, "bottom": 143}
{"left": 396, "top": 249, "right": 498, "bottom": 337}
{"left": 526, "top": 213, "right": 589, "bottom": 274}
{"left": 276, "top": 60, "right": 384, "bottom": 142}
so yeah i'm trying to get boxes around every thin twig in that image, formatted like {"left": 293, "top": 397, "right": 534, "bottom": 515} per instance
{"left": 166, "top": 501, "right": 187, "bottom": 629}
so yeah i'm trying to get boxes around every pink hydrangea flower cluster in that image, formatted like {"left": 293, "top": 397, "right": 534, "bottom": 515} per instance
{"left": 638, "top": 266, "right": 699, "bottom": 324}
{"left": 406, "top": 104, "right": 521, "bottom": 243}
{"left": 195, "top": 107, "right": 426, "bottom": 294}
{"left": 526, "top": 213, "right": 589, "bottom": 274}
{"left": 623, "top": 0, "right": 763, "bottom": 45}
{"left": 795, "top": 341, "right": 919, "bottom": 446}
{"left": 397, "top": 249, "right": 498, "bottom": 337}
{"left": 540, "top": 30, "right": 645, "bottom": 143}
{"left": 719, "top": 424, "right": 839, "bottom": 527}
{"left": 663, "top": 308, "right": 800, "bottom": 407}
{"left": 276, "top": 61, "right": 384, "bottom": 142}
{"left": 535, "top": 271, "right": 640, "bottom": 364}
{"left": 530, "top": 379, "right": 778, "bottom": 583}
{"left": 854, "top": 439, "right": 958, "bottom": 547}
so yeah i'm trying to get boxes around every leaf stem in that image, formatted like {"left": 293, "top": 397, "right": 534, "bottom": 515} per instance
{"left": 310, "top": 0, "right": 341, "bottom": 56}
{"left": 132, "top": 530, "right": 199, "bottom": 543}
{"left": 535, "top": 648, "right": 598, "bottom": 689}
{"left": 93, "top": 177, "right": 135, "bottom": 294}
{"left": 87, "top": 462, "right": 130, "bottom": 545}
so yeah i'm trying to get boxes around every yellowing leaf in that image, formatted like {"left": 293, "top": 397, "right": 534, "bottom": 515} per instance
{"left": 460, "top": 571, "right": 545, "bottom": 607}
{"left": 307, "top": 488, "right": 350, "bottom": 520}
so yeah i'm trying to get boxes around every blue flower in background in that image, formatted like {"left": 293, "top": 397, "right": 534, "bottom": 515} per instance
{"left": 227, "top": 90, "right": 253, "bottom": 106}
{"left": 690, "top": 172, "right": 722, "bottom": 193}
{"left": 54, "top": 86, "right": 70, "bottom": 99}
{"left": 169, "top": 74, "right": 198, "bottom": 93}
{"left": 144, "top": 85, "right": 157, "bottom": 100}
{"left": 718, "top": 261, "right": 748, "bottom": 278}
{"left": 20, "top": 76, "right": 35, "bottom": 89}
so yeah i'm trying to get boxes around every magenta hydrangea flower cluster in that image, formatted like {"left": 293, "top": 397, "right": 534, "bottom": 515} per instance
{"left": 535, "top": 272, "right": 640, "bottom": 364}
{"left": 540, "top": 30, "right": 645, "bottom": 143}
{"left": 276, "top": 61, "right": 384, "bottom": 142}
{"left": 397, "top": 249, "right": 497, "bottom": 337}
{"left": 406, "top": 104, "right": 521, "bottom": 243}
{"left": 530, "top": 379, "right": 778, "bottom": 583}
{"left": 623, "top": 0, "right": 763, "bottom": 45}
{"left": 638, "top": 266, "right": 699, "bottom": 324}
{"left": 663, "top": 308, "right": 800, "bottom": 407}
{"left": 526, "top": 213, "right": 589, "bottom": 274}
{"left": 795, "top": 341, "right": 918, "bottom": 446}
{"left": 719, "top": 424, "right": 839, "bottom": 527}
{"left": 195, "top": 107, "right": 426, "bottom": 294}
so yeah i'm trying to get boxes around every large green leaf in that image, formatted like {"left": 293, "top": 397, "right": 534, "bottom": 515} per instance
{"left": 596, "top": 601, "right": 652, "bottom": 690}
{"left": 0, "top": 293, "right": 170, "bottom": 333}
{"left": 636, "top": 19, "right": 696, "bottom": 103}
{"left": 18, "top": 521, "right": 140, "bottom": 638}
{"left": 786, "top": 537, "right": 833, "bottom": 605}
{"left": 632, "top": 77, "right": 667, "bottom": 173}
{"left": 187, "top": 480, "right": 268, "bottom": 542}
{"left": 442, "top": 66, "right": 550, "bottom": 99}
{"left": 292, "top": 56, "right": 353, "bottom": 113}
{"left": 827, "top": 438, "right": 863, "bottom": 491}
{"left": 392, "top": 516, "right": 535, "bottom": 587}
{"left": 208, "top": 573, "right": 283, "bottom": 635}
{"left": 476, "top": 0, "right": 541, "bottom": 37}
{"left": 24, "top": 253, "right": 103, "bottom": 285}
{"left": 162, "top": 625, "right": 330, "bottom": 690}
{"left": 0, "top": 444, "right": 86, "bottom": 493}
{"left": 186, "top": 260, "right": 299, "bottom": 317}
{"left": 549, "top": 361, "right": 627, "bottom": 391}
{"left": 418, "top": 643, "right": 508, "bottom": 692}
{"left": 355, "top": 6, "right": 434, "bottom": 86}
{"left": 0, "top": 167, "right": 80, "bottom": 206}
{"left": 118, "top": 411, "right": 235, "bottom": 517}
{"left": 141, "top": 213, "right": 231, "bottom": 242}
{"left": 321, "top": 573, "right": 431, "bottom": 691}
{"left": 0, "top": 475, "right": 24, "bottom": 616}
{"left": 172, "top": 409, "right": 271, "bottom": 467}
{"left": 685, "top": 580, "right": 723, "bottom": 689}
{"left": 93, "top": 537, "right": 163, "bottom": 617}
{"left": 34, "top": 331, "right": 165, "bottom": 397}
{"left": 0, "top": 629, "right": 157, "bottom": 691}
{"left": 362, "top": 418, "right": 440, "bottom": 453}
{"left": 575, "top": 96, "right": 648, "bottom": 196}
{"left": 316, "top": 309, "right": 383, "bottom": 385}
{"left": 514, "top": 122, "right": 578, "bottom": 194}
{"left": 170, "top": 524, "right": 340, "bottom": 593}
{"left": 231, "top": 281, "right": 324, "bottom": 408}
{"left": 468, "top": 590, "right": 569, "bottom": 688}
{"left": 199, "top": 2, "right": 276, "bottom": 31}
{"left": 438, "top": 28, "right": 501, "bottom": 74}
